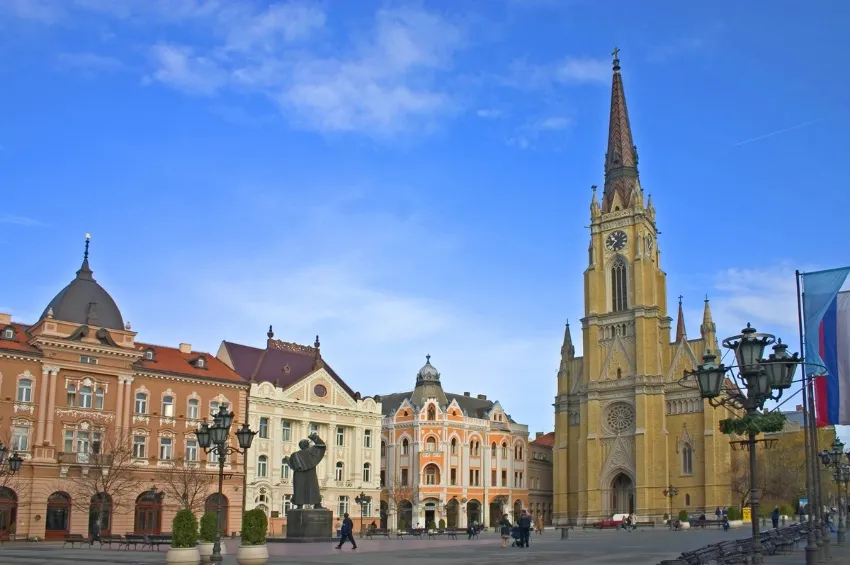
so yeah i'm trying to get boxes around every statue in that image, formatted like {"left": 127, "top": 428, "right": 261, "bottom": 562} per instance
{"left": 283, "top": 433, "right": 326, "bottom": 509}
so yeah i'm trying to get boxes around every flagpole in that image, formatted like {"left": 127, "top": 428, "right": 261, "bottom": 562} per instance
{"left": 798, "top": 270, "right": 820, "bottom": 565}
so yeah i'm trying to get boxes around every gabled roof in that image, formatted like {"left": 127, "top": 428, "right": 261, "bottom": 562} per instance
{"left": 531, "top": 432, "right": 555, "bottom": 447}
{"left": 0, "top": 323, "right": 40, "bottom": 354}
{"left": 219, "top": 338, "right": 356, "bottom": 397}
{"left": 135, "top": 342, "right": 245, "bottom": 384}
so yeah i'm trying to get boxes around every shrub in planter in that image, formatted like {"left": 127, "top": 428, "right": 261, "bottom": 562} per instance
{"left": 663, "top": 513, "right": 669, "bottom": 522}
{"left": 173, "top": 509, "right": 199, "bottom": 548}
{"left": 678, "top": 510, "right": 689, "bottom": 522}
{"left": 200, "top": 512, "right": 217, "bottom": 543}
{"left": 241, "top": 509, "right": 268, "bottom": 546}
{"left": 438, "top": 518, "right": 446, "bottom": 529}
{"left": 727, "top": 507, "right": 741, "bottom": 521}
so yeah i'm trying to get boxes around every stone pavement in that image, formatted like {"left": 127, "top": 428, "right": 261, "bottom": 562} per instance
{"left": 0, "top": 528, "right": 845, "bottom": 564}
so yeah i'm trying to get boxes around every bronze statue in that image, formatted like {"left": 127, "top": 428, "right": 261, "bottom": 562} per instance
{"left": 283, "top": 433, "right": 326, "bottom": 509}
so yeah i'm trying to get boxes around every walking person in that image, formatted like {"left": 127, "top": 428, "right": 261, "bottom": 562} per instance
{"left": 518, "top": 509, "right": 532, "bottom": 548}
{"left": 335, "top": 513, "right": 357, "bottom": 550}
{"left": 467, "top": 518, "right": 476, "bottom": 540}
{"left": 499, "top": 514, "right": 512, "bottom": 548}
{"left": 536, "top": 513, "right": 544, "bottom": 535}
{"left": 771, "top": 506, "right": 780, "bottom": 529}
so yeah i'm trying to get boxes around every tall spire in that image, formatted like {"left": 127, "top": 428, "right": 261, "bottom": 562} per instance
{"left": 76, "top": 233, "right": 94, "bottom": 281}
{"left": 561, "top": 321, "right": 575, "bottom": 359}
{"left": 701, "top": 296, "right": 717, "bottom": 348}
{"left": 602, "top": 48, "right": 640, "bottom": 213}
{"left": 675, "top": 295, "right": 687, "bottom": 343}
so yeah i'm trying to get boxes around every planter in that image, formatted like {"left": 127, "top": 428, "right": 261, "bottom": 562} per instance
{"left": 236, "top": 544, "right": 269, "bottom": 565}
{"left": 198, "top": 542, "right": 223, "bottom": 563}
{"left": 166, "top": 547, "right": 201, "bottom": 565}
{"left": 729, "top": 520, "right": 744, "bottom": 528}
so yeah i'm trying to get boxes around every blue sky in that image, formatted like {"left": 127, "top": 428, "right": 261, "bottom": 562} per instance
{"left": 1, "top": 0, "right": 849, "bottom": 437}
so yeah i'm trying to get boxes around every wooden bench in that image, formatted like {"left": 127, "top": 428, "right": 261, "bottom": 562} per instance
{"left": 690, "top": 519, "right": 725, "bottom": 529}
{"left": 62, "top": 534, "right": 88, "bottom": 548}
{"left": 427, "top": 529, "right": 447, "bottom": 539}
{"left": 145, "top": 533, "right": 173, "bottom": 550}
{"left": 395, "top": 529, "right": 423, "bottom": 539}
{"left": 98, "top": 534, "right": 124, "bottom": 549}
{"left": 365, "top": 528, "right": 390, "bottom": 539}
{"left": 634, "top": 521, "right": 656, "bottom": 528}
{"left": 121, "top": 533, "right": 146, "bottom": 550}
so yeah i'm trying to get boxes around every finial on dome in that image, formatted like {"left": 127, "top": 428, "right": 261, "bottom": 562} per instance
{"left": 125, "top": 321, "right": 132, "bottom": 330}
{"left": 84, "top": 233, "right": 91, "bottom": 261}
{"left": 267, "top": 325, "right": 274, "bottom": 339}
{"left": 314, "top": 335, "right": 320, "bottom": 349}
{"left": 426, "top": 353, "right": 431, "bottom": 364}
{"left": 46, "top": 307, "right": 54, "bottom": 319}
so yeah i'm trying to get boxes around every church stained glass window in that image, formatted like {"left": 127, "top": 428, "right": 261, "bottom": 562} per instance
{"left": 611, "top": 256, "right": 628, "bottom": 312}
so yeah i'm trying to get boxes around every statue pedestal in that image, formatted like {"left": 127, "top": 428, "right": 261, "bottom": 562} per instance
{"left": 285, "top": 508, "right": 334, "bottom": 543}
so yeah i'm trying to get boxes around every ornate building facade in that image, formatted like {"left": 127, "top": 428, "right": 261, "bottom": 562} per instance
{"left": 217, "top": 331, "right": 382, "bottom": 534}
{"left": 0, "top": 239, "right": 248, "bottom": 540}
{"left": 553, "top": 53, "right": 732, "bottom": 525}
{"left": 377, "top": 356, "right": 529, "bottom": 530}
{"left": 528, "top": 431, "right": 554, "bottom": 525}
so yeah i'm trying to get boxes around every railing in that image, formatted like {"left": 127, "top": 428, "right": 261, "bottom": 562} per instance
{"left": 57, "top": 452, "right": 114, "bottom": 465}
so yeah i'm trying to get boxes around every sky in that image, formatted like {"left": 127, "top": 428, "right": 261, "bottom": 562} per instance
{"left": 1, "top": 0, "right": 849, "bottom": 438}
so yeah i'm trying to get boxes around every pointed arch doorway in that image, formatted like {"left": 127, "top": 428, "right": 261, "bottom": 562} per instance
{"left": 611, "top": 473, "right": 634, "bottom": 515}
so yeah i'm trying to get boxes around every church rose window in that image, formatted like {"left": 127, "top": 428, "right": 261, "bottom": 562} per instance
{"left": 605, "top": 403, "right": 635, "bottom": 433}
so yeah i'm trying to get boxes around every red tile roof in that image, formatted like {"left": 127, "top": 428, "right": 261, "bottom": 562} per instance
{"left": 135, "top": 343, "right": 246, "bottom": 384}
{"left": 0, "top": 323, "right": 39, "bottom": 354}
{"left": 531, "top": 432, "right": 555, "bottom": 447}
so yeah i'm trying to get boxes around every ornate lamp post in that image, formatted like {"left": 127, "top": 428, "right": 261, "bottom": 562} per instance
{"left": 662, "top": 485, "right": 679, "bottom": 524}
{"left": 820, "top": 438, "right": 846, "bottom": 544}
{"left": 355, "top": 492, "right": 371, "bottom": 536}
{"left": 681, "top": 324, "right": 800, "bottom": 565}
{"left": 195, "top": 405, "right": 256, "bottom": 564}
{"left": 0, "top": 443, "right": 24, "bottom": 475}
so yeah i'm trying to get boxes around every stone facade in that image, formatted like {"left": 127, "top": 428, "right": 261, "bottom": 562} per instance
{"left": 552, "top": 54, "right": 732, "bottom": 525}
{"left": 0, "top": 242, "right": 248, "bottom": 540}
{"left": 377, "top": 356, "right": 529, "bottom": 530}
{"left": 528, "top": 432, "right": 554, "bottom": 525}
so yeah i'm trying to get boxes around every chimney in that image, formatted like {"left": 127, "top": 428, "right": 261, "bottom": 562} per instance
{"left": 0, "top": 313, "right": 10, "bottom": 325}
{"left": 463, "top": 392, "right": 470, "bottom": 397}
{"left": 477, "top": 394, "right": 487, "bottom": 400}
{"left": 535, "top": 432, "right": 543, "bottom": 439}
{"left": 179, "top": 343, "right": 192, "bottom": 354}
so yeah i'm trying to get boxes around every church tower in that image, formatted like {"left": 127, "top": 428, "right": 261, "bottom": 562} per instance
{"left": 553, "top": 50, "right": 731, "bottom": 525}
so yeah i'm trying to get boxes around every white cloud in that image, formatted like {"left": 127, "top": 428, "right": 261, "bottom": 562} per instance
{"left": 224, "top": 1, "right": 326, "bottom": 51}
{"left": 710, "top": 264, "right": 801, "bottom": 337}
{"left": 476, "top": 108, "right": 502, "bottom": 118}
{"left": 555, "top": 56, "right": 610, "bottom": 84}
{"left": 507, "top": 115, "right": 573, "bottom": 149}
{"left": 147, "top": 43, "right": 228, "bottom": 95}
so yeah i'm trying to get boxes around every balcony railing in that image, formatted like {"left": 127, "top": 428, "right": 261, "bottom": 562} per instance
{"left": 57, "top": 452, "right": 114, "bottom": 465}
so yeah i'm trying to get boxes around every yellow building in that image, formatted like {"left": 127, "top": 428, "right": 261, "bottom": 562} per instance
{"left": 553, "top": 52, "right": 732, "bottom": 525}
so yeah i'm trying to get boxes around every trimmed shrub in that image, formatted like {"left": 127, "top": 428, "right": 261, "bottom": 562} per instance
{"left": 678, "top": 510, "right": 689, "bottom": 522}
{"left": 200, "top": 512, "right": 217, "bottom": 543}
{"left": 241, "top": 509, "right": 268, "bottom": 546}
{"left": 727, "top": 507, "right": 741, "bottom": 521}
{"left": 172, "top": 509, "right": 199, "bottom": 548}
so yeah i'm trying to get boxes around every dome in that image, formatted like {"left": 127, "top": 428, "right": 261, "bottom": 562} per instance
{"left": 41, "top": 237, "right": 125, "bottom": 331}
{"left": 417, "top": 354, "right": 440, "bottom": 382}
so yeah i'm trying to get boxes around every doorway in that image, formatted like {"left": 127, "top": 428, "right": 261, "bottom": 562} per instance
{"left": 611, "top": 473, "right": 634, "bottom": 515}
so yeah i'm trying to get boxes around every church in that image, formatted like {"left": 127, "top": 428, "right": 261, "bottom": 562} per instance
{"left": 552, "top": 51, "right": 732, "bottom": 525}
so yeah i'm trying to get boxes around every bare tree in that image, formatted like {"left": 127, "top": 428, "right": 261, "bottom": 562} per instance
{"left": 159, "top": 459, "right": 216, "bottom": 515}
{"left": 382, "top": 476, "right": 414, "bottom": 527}
{"left": 730, "top": 449, "right": 750, "bottom": 509}
{"left": 63, "top": 427, "right": 141, "bottom": 534}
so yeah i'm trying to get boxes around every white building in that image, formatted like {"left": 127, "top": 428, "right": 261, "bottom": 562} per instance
{"left": 217, "top": 331, "right": 383, "bottom": 533}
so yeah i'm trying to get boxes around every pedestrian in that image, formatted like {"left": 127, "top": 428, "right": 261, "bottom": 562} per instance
{"left": 335, "top": 512, "right": 357, "bottom": 550}
{"left": 771, "top": 506, "right": 780, "bottom": 529}
{"left": 499, "top": 513, "right": 512, "bottom": 548}
{"left": 467, "top": 517, "right": 475, "bottom": 540}
{"left": 518, "top": 509, "right": 532, "bottom": 548}
{"left": 536, "top": 513, "right": 544, "bottom": 535}
{"left": 715, "top": 507, "right": 721, "bottom": 521}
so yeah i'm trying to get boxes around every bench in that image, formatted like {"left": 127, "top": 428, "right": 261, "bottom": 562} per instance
{"left": 98, "top": 534, "right": 124, "bottom": 549}
{"left": 63, "top": 534, "right": 88, "bottom": 548}
{"left": 365, "top": 528, "right": 390, "bottom": 539}
{"left": 691, "top": 519, "right": 725, "bottom": 529}
{"left": 145, "top": 533, "right": 173, "bottom": 550}
{"left": 0, "top": 533, "right": 17, "bottom": 546}
{"left": 395, "top": 529, "right": 424, "bottom": 539}
{"left": 121, "top": 533, "right": 146, "bottom": 550}
{"left": 427, "top": 529, "right": 447, "bottom": 539}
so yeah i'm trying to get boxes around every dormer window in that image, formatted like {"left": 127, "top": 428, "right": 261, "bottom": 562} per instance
{"left": 144, "top": 348, "right": 155, "bottom": 361}
{"left": 191, "top": 356, "right": 206, "bottom": 369}
{"left": 2, "top": 327, "right": 14, "bottom": 340}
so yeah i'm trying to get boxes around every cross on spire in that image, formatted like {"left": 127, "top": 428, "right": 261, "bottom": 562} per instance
{"left": 611, "top": 47, "right": 621, "bottom": 71}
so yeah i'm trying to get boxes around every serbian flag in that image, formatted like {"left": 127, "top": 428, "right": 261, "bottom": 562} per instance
{"left": 814, "top": 291, "right": 850, "bottom": 426}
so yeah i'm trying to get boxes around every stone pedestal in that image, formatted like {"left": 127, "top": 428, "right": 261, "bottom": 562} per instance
{"left": 285, "top": 508, "right": 334, "bottom": 543}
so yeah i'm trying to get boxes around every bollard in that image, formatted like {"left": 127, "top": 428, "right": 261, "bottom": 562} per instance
{"left": 560, "top": 527, "right": 570, "bottom": 540}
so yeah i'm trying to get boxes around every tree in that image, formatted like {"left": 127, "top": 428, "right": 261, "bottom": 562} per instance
{"left": 63, "top": 427, "right": 141, "bottom": 534}
{"left": 382, "top": 475, "right": 414, "bottom": 508}
{"left": 159, "top": 459, "right": 216, "bottom": 515}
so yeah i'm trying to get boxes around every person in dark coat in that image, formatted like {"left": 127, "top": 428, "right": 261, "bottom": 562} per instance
{"left": 771, "top": 506, "right": 780, "bottom": 529}
{"left": 518, "top": 509, "right": 532, "bottom": 548}
{"left": 499, "top": 514, "right": 512, "bottom": 548}
{"left": 335, "top": 512, "right": 357, "bottom": 550}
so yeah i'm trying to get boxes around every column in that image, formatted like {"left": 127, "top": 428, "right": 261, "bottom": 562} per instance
{"left": 123, "top": 377, "right": 134, "bottom": 429}
{"left": 44, "top": 367, "right": 58, "bottom": 445}
{"left": 35, "top": 366, "right": 51, "bottom": 445}
{"left": 115, "top": 375, "right": 125, "bottom": 433}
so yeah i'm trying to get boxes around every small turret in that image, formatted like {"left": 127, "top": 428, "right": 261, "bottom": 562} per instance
{"left": 701, "top": 296, "right": 718, "bottom": 350}
{"left": 675, "top": 295, "right": 687, "bottom": 343}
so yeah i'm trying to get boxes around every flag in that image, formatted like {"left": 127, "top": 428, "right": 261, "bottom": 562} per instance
{"left": 802, "top": 267, "right": 850, "bottom": 377}
{"left": 814, "top": 291, "right": 850, "bottom": 426}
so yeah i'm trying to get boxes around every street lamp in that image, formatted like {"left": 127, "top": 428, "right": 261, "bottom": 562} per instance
{"left": 681, "top": 324, "right": 800, "bottom": 565}
{"left": 355, "top": 492, "right": 371, "bottom": 535}
{"left": 0, "top": 442, "right": 24, "bottom": 474}
{"left": 194, "top": 405, "right": 256, "bottom": 564}
{"left": 820, "top": 438, "right": 846, "bottom": 544}
{"left": 662, "top": 485, "right": 679, "bottom": 524}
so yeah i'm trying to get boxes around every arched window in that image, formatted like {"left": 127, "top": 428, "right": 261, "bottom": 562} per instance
{"left": 427, "top": 405, "right": 436, "bottom": 420}
{"left": 66, "top": 384, "right": 76, "bottom": 406}
{"left": 45, "top": 491, "right": 71, "bottom": 539}
{"left": 88, "top": 492, "right": 112, "bottom": 537}
{"left": 424, "top": 464, "right": 439, "bottom": 485}
{"left": 335, "top": 462, "right": 344, "bottom": 481}
{"left": 611, "top": 256, "right": 628, "bottom": 312}
{"left": 16, "top": 379, "right": 32, "bottom": 403}
{"left": 187, "top": 398, "right": 199, "bottom": 420}
{"left": 281, "top": 458, "right": 291, "bottom": 479}
{"left": 426, "top": 437, "right": 437, "bottom": 452}
{"left": 402, "top": 438, "right": 409, "bottom": 455}
{"left": 337, "top": 495, "right": 349, "bottom": 516}
{"left": 450, "top": 438, "right": 457, "bottom": 454}
{"left": 363, "top": 462, "right": 371, "bottom": 483}
{"left": 685, "top": 493, "right": 691, "bottom": 506}
{"left": 205, "top": 493, "right": 228, "bottom": 535}
{"left": 257, "top": 455, "right": 268, "bottom": 477}
{"left": 79, "top": 386, "right": 93, "bottom": 408}
{"left": 161, "top": 396, "right": 174, "bottom": 417}
{"left": 134, "top": 490, "right": 163, "bottom": 534}
{"left": 682, "top": 443, "right": 693, "bottom": 475}
{"left": 380, "top": 440, "right": 386, "bottom": 456}
{"left": 491, "top": 442, "right": 497, "bottom": 456}
{"left": 95, "top": 387, "right": 105, "bottom": 410}
{"left": 501, "top": 442, "right": 508, "bottom": 458}
{"left": 134, "top": 392, "right": 148, "bottom": 414}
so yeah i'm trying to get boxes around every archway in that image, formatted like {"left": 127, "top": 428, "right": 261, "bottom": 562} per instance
{"left": 88, "top": 493, "right": 112, "bottom": 536}
{"left": 611, "top": 473, "right": 634, "bottom": 515}
{"left": 205, "top": 493, "right": 229, "bottom": 536}
{"left": 45, "top": 492, "right": 71, "bottom": 540}
{"left": 379, "top": 500, "right": 388, "bottom": 529}
{"left": 445, "top": 498, "right": 459, "bottom": 528}
{"left": 513, "top": 499, "right": 523, "bottom": 520}
{"left": 134, "top": 490, "right": 163, "bottom": 534}
{"left": 397, "top": 500, "right": 413, "bottom": 529}
{"left": 466, "top": 499, "right": 481, "bottom": 524}
{"left": 0, "top": 487, "right": 17, "bottom": 537}
{"left": 488, "top": 501, "right": 502, "bottom": 525}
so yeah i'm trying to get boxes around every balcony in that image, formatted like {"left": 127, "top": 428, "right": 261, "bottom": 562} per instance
{"left": 57, "top": 452, "right": 114, "bottom": 465}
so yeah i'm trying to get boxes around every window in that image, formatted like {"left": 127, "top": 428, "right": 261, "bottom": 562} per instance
{"left": 258, "top": 455, "right": 268, "bottom": 477}
{"left": 381, "top": 441, "right": 386, "bottom": 456}
{"left": 471, "top": 440, "right": 480, "bottom": 456}
{"left": 468, "top": 469, "right": 480, "bottom": 486}
{"left": 682, "top": 443, "right": 693, "bottom": 475}
{"left": 187, "top": 399, "right": 199, "bottom": 420}
{"left": 380, "top": 470, "right": 386, "bottom": 487}
{"left": 515, "top": 445, "right": 523, "bottom": 460}
{"left": 79, "top": 385, "right": 93, "bottom": 408}
{"left": 427, "top": 405, "right": 436, "bottom": 420}
{"left": 210, "top": 401, "right": 220, "bottom": 417}
{"left": 196, "top": 357, "right": 206, "bottom": 368}
{"left": 281, "top": 459, "right": 291, "bottom": 479}
{"left": 159, "top": 437, "right": 173, "bottom": 460}
{"left": 309, "top": 423, "right": 319, "bottom": 435}
{"left": 402, "top": 438, "right": 409, "bottom": 455}
{"left": 135, "top": 392, "right": 148, "bottom": 414}
{"left": 259, "top": 418, "right": 269, "bottom": 439}
{"left": 283, "top": 495, "right": 293, "bottom": 512}
{"left": 95, "top": 387, "right": 105, "bottom": 410}
{"left": 64, "top": 431, "right": 74, "bottom": 453}
{"left": 66, "top": 384, "right": 77, "bottom": 407}
{"left": 12, "top": 426, "right": 29, "bottom": 451}
{"left": 335, "top": 462, "right": 344, "bottom": 481}
{"left": 451, "top": 438, "right": 457, "bottom": 454}
{"left": 363, "top": 429, "right": 372, "bottom": 448}
{"left": 80, "top": 355, "right": 97, "bottom": 365}
{"left": 186, "top": 439, "right": 198, "bottom": 461}
{"left": 450, "top": 468, "right": 457, "bottom": 486}
{"left": 502, "top": 442, "right": 508, "bottom": 458}
{"left": 362, "top": 462, "right": 371, "bottom": 483}
{"left": 424, "top": 465, "right": 437, "bottom": 485}
{"left": 17, "top": 378, "right": 32, "bottom": 403}
{"left": 361, "top": 500, "right": 372, "bottom": 517}
{"left": 337, "top": 495, "right": 349, "bottom": 516}
{"left": 611, "top": 255, "right": 628, "bottom": 312}
{"left": 685, "top": 493, "right": 691, "bottom": 506}
{"left": 336, "top": 427, "right": 344, "bottom": 447}
{"left": 501, "top": 470, "right": 507, "bottom": 487}
{"left": 144, "top": 349, "right": 155, "bottom": 360}
{"left": 426, "top": 437, "right": 436, "bottom": 452}
{"left": 281, "top": 421, "right": 291, "bottom": 442}
{"left": 2, "top": 327, "right": 13, "bottom": 339}
{"left": 401, "top": 468, "right": 409, "bottom": 486}
{"left": 133, "top": 435, "right": 146, "bottom": 458}
{"left": 162, "top": 396, "right": 174, "bottom": 417}
{"left": 491, "top": 442, "right": 496, "bottom": 456}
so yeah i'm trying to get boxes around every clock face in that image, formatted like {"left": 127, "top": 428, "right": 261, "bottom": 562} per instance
{"left": 606, "top": 230, "right": 628, "bottom": 252}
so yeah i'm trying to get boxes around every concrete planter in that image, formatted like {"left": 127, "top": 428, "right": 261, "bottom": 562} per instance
{"left": 729, "top": 520, "right": 744, "bottom": 528}
{"left": 166, "top": 547, "right": 201, "bottom": 565}
{"left": 236, "top": 544, "right": 269, "bottom": 565}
